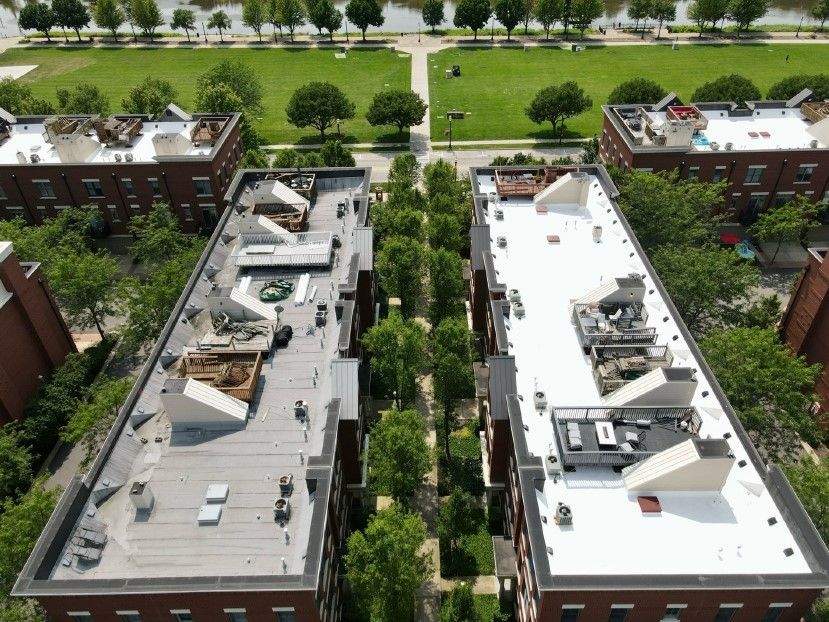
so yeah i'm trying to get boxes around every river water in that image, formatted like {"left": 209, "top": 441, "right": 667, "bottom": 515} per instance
{"left": 0, "top": 0, "right": 818, "bottom": 38}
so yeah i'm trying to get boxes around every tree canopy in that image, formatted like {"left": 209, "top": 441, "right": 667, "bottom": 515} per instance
{"left": 0, "top": 427, "right": 33, "bottom": 503}
{"left": 728, "top": 0, "right": 769, "bottom": 34}
{"left": 650, "top": 0, "right": 676, "bottom": 37}
{"left": 691, "top": 73, "right": 760, "bottom": 107}
{"left": 277, "top": 0, "right": 306, "bottom": 40}
{"left": 812, "top": 0, "right": 829, "bottom": 30}
{"left": 242, "top": 0, "right": 268, "bottom": 40}
{"left": 53, "top": 0, "right": 91, "bottom": 41}
{"left": 432, "top": 317, "right": 475, "bottom": 459}
{"left": 686, "top": 0, "right": 729, "bottom": 34}
{"left": 207, "top": 9, "right": 232, "bottom": 40}
{"left": 438, "top": 488, "right": 476, "bottom": 565}
{"left": 169, "top": 7, "right": 196, "bottom": 40}
{"left": 376, "top": 236, "right": 426, "bottom": 318}
{"left": 93, "top": 0, "right": 127, "bottom": 39}
{"left": 308, "top": 0, "right": 342, "bottom": 39}
{"left": 422, "top": 0, "right": 445, "bottom": 32}
{"left": 368, "top": 409, "right": 432, "bottom": 501}
{"left": 319, "top": 139, "right": 356, "bottom": 166}
{"left": 534, "top": 0, "right": 564, "bottom": 38}
{"left": 128, "top": 202, "right": 198, "bottom": 267}
{"left": 19, "top": 3, "right": 56, "bottom": 40}
{"left": 131, "top": 0, "right": 164, "bottom": 38}
{"left": 607, "top": 77, "right": 667, "bottom": 105}
{"left": 366, "top": 89, "right": 428, "bottom": 135}
{"left": 121, "top": 76, "right": 177, "bottom": 116}
{"left": 428, "top": 248, "right": 466, "bottom": 328}
{"left": 526, "top": 81, "right": 593, "bottom": 141}
{"left": 362, "top": 311, "right": 427, "bottom": 407}
{"left": 494, "top": 0, "right": 524, "bottom": 39}
{"left": 345, "top": 0, "right": 384, "bottom": 40}
{"left": 442, "top": 581, "right": 479, "bottom": 622}
{"left": 453, "top": 0, "right": 491, "bottom": 40}
{"left": 286, "top": 81, "right": 355, "bottom": 140}
{"left": 783, "top": 457, "right": 829, "bottom": 545}
{"left": 196, "top": 60, "right": 263, "bottom": 113}
{"left": 345, "top": 505, "right": 432, "bottom": 622}
{"left": 750, "top": 195, "right": 822, "bottom": 264}
{"left": 767, "top": 74, "right": 829, "bottom": 101}
{"left": 700, "top": 327, "right": 821, "bottom": 460}
{"left": 57, "top": 83, "right": 110, "bottom": 115}
{"left": 0, "top": 78, "right": 54, "bottom": 115}
{"left": 570, "top": 0, "right": 604, "bottom": 37}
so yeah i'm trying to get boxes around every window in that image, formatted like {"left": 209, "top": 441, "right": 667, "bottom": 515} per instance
{"left": 714, "top": 605, "right": 742, "bottom": 622}
{"left": 745, "top": 193, "right": 767, "bottom": 219}
{"left": 0, "top": 183, "right": 6, "bottom": 199}
{"left": 68, "top": 613, "right": 92, "bottom": 622}
{"left": 194, "top": 178, "right": 212, "bottom": 196}
{"left": 795, "top": 164, "right": 816, "bottom": 183}
{"left": 6, "top": 206, "right": 24, "bottom": 219}
{"left": 83, "top": 179, "right": 104, "bottom": 197}
{"left": 712, "top": 166, "right": 726, "bottom": 183}
{"left": 744, "top": 166, "right": 765, "bottom": 184}
{"left": 608, "top": 606, "right": 632, "bottom": 622}
{"left": 117, "top": 612, "right": 141, "bottom": 622}
{"left": 201, "top": 204, "right": 218, "bottom": 228}
{"left": 130, "top": 204, "right": 141, "bottom": 217}
{"left": 761, "top": 604, "right": 792, "bottom": 622}
{"left": 663, "top": 605, "right": 686, "bottom": 620}
{"left": 561, "top": 605, "right": 584, "bottom": 622}
{"left": 273, "top": 608, "right": 296, "bottom": 622}
{"left": 123, "top": 178, "right": 136, "bottom": 197}
{"left": 182, "top": 204, "right": 193, "bottom": 221}
{"left": 108, "top": 205, "right": 121, "bottom": 223}
{"left": 687, "top": 167, "right": 699, "bottom": 182}
{"left": 774, "top": 192, "right": 794, "bottom": 207}
{"left": 170, "top": 611, "right": 193, "bottom": 622}
{"left": 36, "top": 206, "right": 47, "bottom": 221}
{"left": 224, "top": 610, "right": 248, "bottom": 622}
{"left": 33, "top": 179, "right": 55, "bottom": 198}
{"left": 148, "top": 178, "right": 162, "bottom": 197}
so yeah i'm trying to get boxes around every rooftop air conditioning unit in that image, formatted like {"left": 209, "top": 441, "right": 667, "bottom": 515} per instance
{"left": 30, "top": 153, "right": 40, "bottom": 163}
{"left": 114, "top": 153, "right": 122, "bottom": 162}
{"left": 125, "top": 153, "right": 134, "bottom": 162}
{"left": 294, "top": 400, "right": 308, "bottom": 419}
{"left": 724, "top": 142, "right": 733, "bottom": 151}
{"left": 494, "top": 208, "right": 504, "bottom": 220}
{"left": 555, "top": 502, "right": 573, "bottom": 526}
{"left": 496, "top": 236, "right": 507, "bottom": 248}
{"left": 273, "top": 498, "right": 291, "bottom": 522}
{"left": 513, "top": 301, "right": 526, "bottom": 318}
{"left": 545, "top": 452, "right": 563, "bottom": 476}
{"left": 315, "top": 310, "right": 326, "bottom": 327}
{"left": 710, "top": 142, "right": 720, "bottom": 151}
{"left": 534, "top": 390, "right": 547, "bottom": 411}
{"left": 279, "top": 474, "right": 294, "bottom": 496}
{"left": 508, "top": 288, "right": 521, "bottom": 303}
{"left": 488, "top": 191, "right": 497, "bottom": 204}
{"left": 811, "top": 139, "right": 819, "bottom": 148}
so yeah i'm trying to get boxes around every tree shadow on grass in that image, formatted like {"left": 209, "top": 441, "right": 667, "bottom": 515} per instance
{"left": 293, "top": 132, "right": 360, "bottom": 146}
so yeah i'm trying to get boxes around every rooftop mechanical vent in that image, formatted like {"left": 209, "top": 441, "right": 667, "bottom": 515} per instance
{"left": 279, "top": 474, "right": 294, "bottom": 496}
{"left": 554, "top": 502, "right": 573, "bottom": 525}
{"left": 274, "top": 498, "right": 291, "bottom": 522}
{"left": 534, "top": 390, "right": 547, "bottom": 411}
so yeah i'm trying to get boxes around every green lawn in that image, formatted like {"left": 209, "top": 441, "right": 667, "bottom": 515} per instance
{"left": 0, "top": 47, "right": 410, "bottom": 145}
{"left": 440, "top": 593, "right": 514, "bottom": 622}
{"left": 440, "top": 507, "right": 496, "bottom": 577}
{"left": 428, "top": 44, "right": 829, "bottom": 142}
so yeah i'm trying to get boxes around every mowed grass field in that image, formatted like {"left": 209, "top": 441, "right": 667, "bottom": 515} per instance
{"left": 428, "top": 44, "right": 829, "bottom": 141}
{"left": 0, "top": 47, "right": 410, "bottom": 145}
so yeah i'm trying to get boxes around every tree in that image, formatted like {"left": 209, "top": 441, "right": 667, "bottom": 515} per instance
{"left": 366, "top": 89, "right": 428, "bottom": 136}
{"left": 520, "top": 0, "right": 535, "bottom": 33}
{"left": 120, "top": 0, "right": 139, "bottom": 40}
{"left": 19, "top": 2, "right": 56, "bottom": 40}
{"left": 61, "top": 377, "right": 131, "bottom": 464}
{"left": 607, "top": 78, "right": 667, "bottom": 104}
{"left": 240, "top": 147, "right": 269, "bottom": 168}
{"left": 376, "top": 236, "right": 425, "bottom": 318}
{"left": 427, "top": 212, "right": 464, "bottom": 253}
{"left": 121, "top": 76, "right": 177, "bottom": 116}
{"left": 649, "top": 0, "right": 676, "bottom": 36}
{"left": 131, "top": 0, "right": 164, "bottom": 38}
{"left": 728, "top": 0, "right": 768, "bottom": 35}
{"left": 617, "top": 170, "right": 724, "bottom": 252}
{"left": 319, "top": 139, "right": 356, "bottom": 166}
{"left": 56, "top": 83, "right": 110, "bottom": 115}
{"left": 277, "top": 0, "right": 306, "bottom": 40}
{"left": 627, "top": 0, "right": 651, "bottom": 32}
{"left": 453, "top": 0, "right": 491, "bottom": 39}
{"left": 194, "top": 82, "right": 243, "bottom": 115}
{"left": 0, "top": 427, "right": 32, "bottom": 503}
{"left": 570, "top": 0, "right": 604, "bottom": 38}
{"left": 687, "top": 0, "right": 729, "bottom": 34}
{"left": 53, "top": 0, "right": 90, "bottom": 41}
{"left": 534, "top": 0, "right": 563, "bottom": 38}
{"left": 652, "top": 244, "right": 758, "bottom": 337}
{"left": 345, "top": 505, "right": 432, "bottom": 622}
{"left": 308, "top": 0, "right": 342, "bottom": 39}
{"left": 345, "top": 0, "right": 384, "bottom": 40}
{"left": 207, "top": 10, "right": 232, "bottom": 41}
{"left": 49, "top": 251, "right": 121, "bottom": 338}
{"left": 438, "top": 488, "right": 475, "bottom": 561}
{"left": 94, "top": 0, "right": 125, "bottom": 39}
{"left": 432, "top": 316, "right": 474, "bottom": 459}
{"left": 700, "top": 327, "right": 821, "bottom": 460}
{"left": 424, "top": 159, "right": 458, "bottom": 200}
{"left": 0, "top": 78, "right": 54, "bottom": 115}
{"left": 0, "top": 478, "right": 60, "bottom": 596}
{"left": 128, "top": 202, "right": 196, "bottom": 266}
{"left": 526, "top": 81, "right": 592, "bottom": 142}
{"left": 242, "top": 0, "right": 268, "bottom": 40}
{"left": 442, "top": 580, "right": 478, "bottom": 622}
{"left": 783, "top": 457, "right": 829, "bottom": 545}
{"left": 169, "top": 7, "right": 196, "bottom": 41}
{"left": 423, "top": 0, "right": 444, "bottom": 32}
{"left": 268, "top": 0, "right": 284, "bottom": 39}
{"left": 389, "top": 152, "right": 421, "bottom": 189}
{"left": 368, "top": 409, "right": 432, "bottom": 501}
{"left": 813, "top": 0, "right": 829, "bottom": 30}
{"left": 494, "top": 0, "right": 524, "bottom": 39}
{"left": 428, "top": 248, "right": 466, "bottom": 328}
{"left": 286, "top": 81, "right": 355, "bottom": 140}
{"left": 750, "top": 195, "right": 821, "bottom": 264}
{"left": 767, "top": 74, "right": 829, "bottom": 102}
{"left": 196, "top": 60, "right": 263, "bottom": 113}
{"left": 362, "top": 311, "right": 427, "bottom": 408}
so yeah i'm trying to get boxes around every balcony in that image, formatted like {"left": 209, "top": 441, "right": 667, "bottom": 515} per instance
{"left": 572, "top": 301, "right": 656, "bottom": 348}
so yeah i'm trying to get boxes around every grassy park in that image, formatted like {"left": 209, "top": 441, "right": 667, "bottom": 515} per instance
{"left": 428, "top": 44, "right": 829, "bottom": 142}
{"left": 0, "top": 47, "right": 410, "bottom": 145}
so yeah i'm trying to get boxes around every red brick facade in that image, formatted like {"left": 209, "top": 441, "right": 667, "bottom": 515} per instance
{"left": 0, "top": 242, "right": 75, "bottom": 424}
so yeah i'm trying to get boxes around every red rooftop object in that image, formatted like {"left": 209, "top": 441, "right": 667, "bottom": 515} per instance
{"left": 637, "top": 495, "right": 662, "bottom": 513}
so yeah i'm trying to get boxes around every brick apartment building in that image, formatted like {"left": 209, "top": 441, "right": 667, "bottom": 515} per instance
{"left": 469, "top": 165, "right": 829, "bottom": 622}
{"left": 0, "top": 240, "right": 75, "bottom": 424}
{"left": 13, "top": 168, "right": 376, "bottom": 622}
{"left": 781, "top": 246, "right": 829, "bottom": 412}
{"left": 600, "top": 91, "right": 829, "bottom": 224}
{"left": 0, "top": 105, "right": 243, "bottom": 234}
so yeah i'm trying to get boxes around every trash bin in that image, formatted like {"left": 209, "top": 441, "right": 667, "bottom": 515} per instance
{"left": 445, "top": 69, "right": 453, "bottom": 79}
{"left": 452, "top": 64, "right": 461, "bottom": 76}
{"left": 571, "top": 43, "right": 577, "bottom": 51}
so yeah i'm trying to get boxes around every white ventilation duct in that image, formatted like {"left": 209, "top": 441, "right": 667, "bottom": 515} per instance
{"left": 161, "top": 378, "right": 248, "bottom": 429}
{"left": 207, "top": 287, "right": 278, "bottom": 321}
{"left": 622, "top": 438, "right": 734, "bottom": 492}
{"left": 602, "top": 367, "right": 697, "bottom": 407}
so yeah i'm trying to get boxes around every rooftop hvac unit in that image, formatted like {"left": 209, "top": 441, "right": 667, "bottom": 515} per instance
{"left": 496, "top": 236, "right": 507, "bottom": 248}
{"left": 710, "top": 142, "right": 720, "bottom": 151}
{"left": 30, "top": 153, "right": 40, "bottom": 163}
{"left": 488, "top": 191, "right": 497, "bottom": 204}
{"left": 513, "top": 301, "right": 526, "bottom": 318}
{"left": 15, "top": 151, "right": 26, "bottom": 164}
{"left": 811, "top": 139, "right": 819, "bottom": 148}
{"left": 274, "top": 498, "right": 291, "bottom": 522}
{"left": 508, "top": 289, "right": 521, "bottom": 303}
{"left": 545, "top": 452, "right": 563, "bottom": 476}
{"left": 494, "top": 208, "right": 504, "bottom": 220}
{"left": 555, "top": 502, "right": 573, "bottom": 526}
{"left": 125, "top": 153, "right": 134, "bottom": 162}
{"left": 279, "top": 474, "right": 294, "bottom": 496}
{"left": 534, "top": 390, "right": 547, "bottom": 411}
{"left": 294, "top": 400, "right": 308, "bottom": 419}
{"left": 315, "top": 310, "right": 327, "bottom": 327}
{"left": 114, "top": 153, "right": 122, "bottom": 162}
{"left": 724, "top": 142, "right": 733, "bottom": 151}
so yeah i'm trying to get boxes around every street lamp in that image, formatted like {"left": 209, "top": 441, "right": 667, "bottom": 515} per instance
{"left": 418, "top": 22, "right": 421, "bottom": 43}
{"left": 446, "top": 110, "right": 465, "bottom": 151}
{"left": 345, "top": 19, "right": 349, "bottom": 43}
{"left": 491, "top": 18, "right": 495, "bottom": 41}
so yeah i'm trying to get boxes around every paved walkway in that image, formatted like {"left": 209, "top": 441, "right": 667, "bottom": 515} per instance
{"left": 440, "top": 575, "right": 500, "bottom": 594}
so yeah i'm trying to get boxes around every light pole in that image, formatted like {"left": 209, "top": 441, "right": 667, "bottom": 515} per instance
{"left": 491, "top": 18, "right": 495, "bottom": 41}
{"left": 446, "top": 110, "right": 464, "bottom": 151}
{"left": 418, "top": 21, "right": 421, "bottom": 42}
{"left": 345, "top": 19, "right": 349, "bottom": 43}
